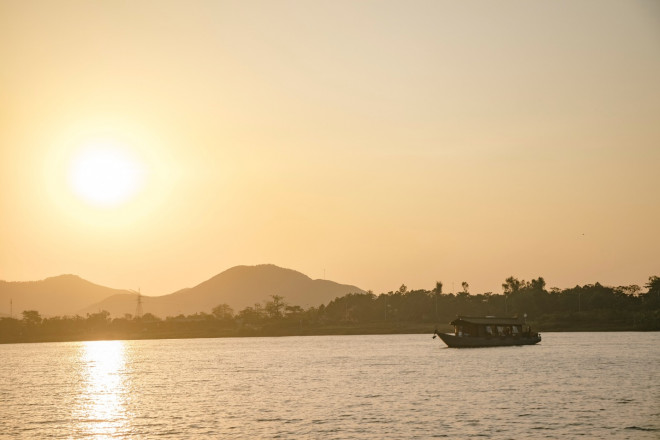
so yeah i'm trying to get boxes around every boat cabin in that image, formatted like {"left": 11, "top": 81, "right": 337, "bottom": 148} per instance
{"left": 450, "top": 316, "right": 532, "bottom": 338}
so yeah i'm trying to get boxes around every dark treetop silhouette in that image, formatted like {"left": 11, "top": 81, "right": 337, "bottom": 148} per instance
{"left": 1, "top": 275, "right": 658, "bottom": 343}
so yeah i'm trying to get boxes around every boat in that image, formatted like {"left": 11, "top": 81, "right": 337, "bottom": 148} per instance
{"left": 433, "top": 316, "right": 541, "bottom": 348}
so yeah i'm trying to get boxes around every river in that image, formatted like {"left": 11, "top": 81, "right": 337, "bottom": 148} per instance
{"left": 1, "top": 332, "right": 658, "bottom": 439}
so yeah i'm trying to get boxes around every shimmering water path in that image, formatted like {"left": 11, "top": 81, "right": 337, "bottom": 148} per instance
{"left": 1, "top": 332, "right": 658, "bottom": 439}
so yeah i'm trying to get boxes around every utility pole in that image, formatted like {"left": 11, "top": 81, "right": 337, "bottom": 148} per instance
{"left": 578, "top": 291, "right": 581, "bottom": 313}
{"left": 134, "top": 289, "right": 143, "bottom": 318}
{"left": 9, "top": 298, "right": 12, "bottom": 318}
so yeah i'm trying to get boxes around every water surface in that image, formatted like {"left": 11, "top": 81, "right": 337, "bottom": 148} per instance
{"left": 1, "top": 332, "right": 658, "bottom": 439}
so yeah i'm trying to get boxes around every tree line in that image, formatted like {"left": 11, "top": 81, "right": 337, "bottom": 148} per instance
{"left": 1, "top": 275, "right": 658, "bottom": 343}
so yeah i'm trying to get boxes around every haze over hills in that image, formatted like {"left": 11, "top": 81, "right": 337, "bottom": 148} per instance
{"left": 0, "top": 275, "right": 133, "bottom": 317}
{"left": 1, "top": 265, "right": 365, "bottom": 318}
{"left": 81, "top": 265, "right": 365, "bottom": 317}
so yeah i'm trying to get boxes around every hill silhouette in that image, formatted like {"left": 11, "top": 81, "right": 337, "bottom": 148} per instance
{"left": 80, "top": 264, "right": 364, "bottom": 317}
{"left": 0, "top": 275, "right": 132, "bottom": 317}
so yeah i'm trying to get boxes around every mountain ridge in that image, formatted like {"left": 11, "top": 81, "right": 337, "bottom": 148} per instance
{"left": 0, "top": 275, "right": 133, "bottom": 317}
{"left": 82, "top": 264, "right": 364, "bottom": 317}
{"left": 1, "top": 265, "right": 364, "bottom": 318}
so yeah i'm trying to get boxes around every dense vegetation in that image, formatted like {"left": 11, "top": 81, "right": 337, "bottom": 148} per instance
{"left": 1, "top": 276, "right": 658, "bottom": 343}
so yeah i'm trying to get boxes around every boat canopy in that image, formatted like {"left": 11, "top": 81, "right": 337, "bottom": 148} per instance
{"left": 450, "top": 316, "right": 525, "bottom": 326}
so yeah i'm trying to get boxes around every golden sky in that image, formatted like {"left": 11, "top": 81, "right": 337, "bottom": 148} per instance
{"left": 1, "top": 0, "right": 659, "bottom": 297}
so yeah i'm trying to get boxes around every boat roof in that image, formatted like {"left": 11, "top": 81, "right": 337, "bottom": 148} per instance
{"left": 450, "top": 316, "right": 525, "bottom": 326}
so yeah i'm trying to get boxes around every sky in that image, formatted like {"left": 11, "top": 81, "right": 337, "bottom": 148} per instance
{"left": 1, "top": 0, "right": 659, "bottom": 299}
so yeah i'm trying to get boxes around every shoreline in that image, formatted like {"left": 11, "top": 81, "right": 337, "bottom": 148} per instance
{"left": 2, "top": 323, "right": 657, "bottom": 345}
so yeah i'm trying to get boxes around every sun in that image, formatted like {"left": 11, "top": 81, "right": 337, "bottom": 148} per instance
{"left": 68, "top": 140, "right": 145, "bottom": 208}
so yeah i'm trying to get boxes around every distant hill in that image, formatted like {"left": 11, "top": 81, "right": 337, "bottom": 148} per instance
{"left": 0, "top": 275, "right": 133, "bottom": 317}
{"left": 80, "top": 264, "right": 365, "bottom": 317}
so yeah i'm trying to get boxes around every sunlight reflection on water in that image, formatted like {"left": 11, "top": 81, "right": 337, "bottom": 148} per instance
{"left": 72, "top": 340, "right": 129, "bottom": 438}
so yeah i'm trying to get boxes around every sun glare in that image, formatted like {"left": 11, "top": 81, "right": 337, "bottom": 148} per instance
{"left": 68, "top": 141, "right": 145, "bottom": 208}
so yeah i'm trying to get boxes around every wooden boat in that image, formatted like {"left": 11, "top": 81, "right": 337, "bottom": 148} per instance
{"left": 433, "top": 316, "right": 541, "bottom": 348}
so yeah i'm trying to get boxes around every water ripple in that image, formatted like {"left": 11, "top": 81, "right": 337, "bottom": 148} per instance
{"left": 1, "top": 333, "right": 659, "bottom": 439}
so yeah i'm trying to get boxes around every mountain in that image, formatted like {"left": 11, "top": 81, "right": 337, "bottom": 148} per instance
{"left": 0, "top": 275, "right": 133, "bottom": 318}
{"left": 80, "top": 264, "right": 365, "bottom": 317}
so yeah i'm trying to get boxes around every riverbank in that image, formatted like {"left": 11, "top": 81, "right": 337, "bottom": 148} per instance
{"left": 2, "top": 320, "right": 657, "bottom": 344}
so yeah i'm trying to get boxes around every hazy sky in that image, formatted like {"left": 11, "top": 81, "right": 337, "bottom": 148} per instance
{"left": 1, "top": 0, "right": 659, "bottom": 299}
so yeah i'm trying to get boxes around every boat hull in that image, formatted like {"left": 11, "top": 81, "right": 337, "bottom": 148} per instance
{"left": 436, "top": 332, "right": 541, "bottom": 348}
